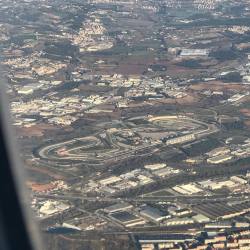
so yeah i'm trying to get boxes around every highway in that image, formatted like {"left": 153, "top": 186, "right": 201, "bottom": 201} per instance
{"left": 35, "top": 192, "right": 249, "bottom": 204}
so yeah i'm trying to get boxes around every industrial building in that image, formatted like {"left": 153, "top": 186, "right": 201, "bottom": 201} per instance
{"left": 166, "top": 134, "right": 196, "bottom": 146}
{"left": 206, "top": 146, "right": 231, "bottom": 157}
{"left": 165, "top": 217, "right": 194, "bottom": 226}
{"left": 207, "top": 154, "right": 233, "bottom": 164}
{"left": 199, "top": 179, "right": 237, "bottom": 190}
{"left": 171, "top": 208, "right": 192, "bottom": 217}
{"left": 180, "top": 49, "right": 209, "bottom": 57}
{"left": 137, "top": 234, "right": 195, "bottom": 244}
{"left": 230, "top": 175, "right": 248, "bottom": 185}
{"left": 17, "top": 83, "right": 44, "bottom": 95}
{"left": 140, "top": 243, "right": 154, "bottom": 250}
{"left": 109, "top": 211, "right": 146, "bottom": 227}
{"left": 39, "top": 200, "right": 70, "bottom": 217}
{"left": 153, "top": 167, "right": 180, "bottom": 178}
{"left": 103, "top": 202, "right": 133, "bottom": 213}
{"left": 192, "top": 214, "right": 210, "bottom": 223}
{"left": 139, "top": 205, "right": 170, "bottom": 222}
{"left": 172, "top": 183, "right": 203, "bottom": 195}
{"left": 192, "top": 201, "right": 250, "bottom": 220}
{"left": 144, "top": 163, "right": 166, "bottom": 170}
{"left": 204, "top": 236, "right": 226, "bottom": 244}
{"left": 99, "top": 176, "right": 122, "bottom": 185}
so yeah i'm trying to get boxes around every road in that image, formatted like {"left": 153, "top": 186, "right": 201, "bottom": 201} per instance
{"left": 35, "top": 192, "right": 249, "bottom": 205}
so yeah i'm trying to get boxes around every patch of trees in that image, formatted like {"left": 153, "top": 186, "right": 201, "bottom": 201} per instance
{"left": 43, "top": 42, "right": 78, "bottom": 57}
{"left": 210, "top": 49, "right": 238, "bottom": 61}
{"left": 176, "top": 59, "right": 203, "bottom": 69}
{"left": 219, "top": 72, "right": 242, "bottom": 83}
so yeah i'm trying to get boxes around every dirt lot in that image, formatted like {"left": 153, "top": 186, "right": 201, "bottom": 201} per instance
{"left": 244, "top": 120, "right": 250, "bottom": 129}
{"left": 16, "top": 123, "right": 58, "bottom": 137}
{"left": 190, "top": 81, "right": 249, "bottom": 91}
{"left": 240, "top": 108, "right": 250, "bottom": 117}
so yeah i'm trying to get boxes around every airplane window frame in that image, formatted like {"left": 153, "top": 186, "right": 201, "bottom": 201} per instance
{"left": 0, "top": 82, "right": 42, "bottom": 250}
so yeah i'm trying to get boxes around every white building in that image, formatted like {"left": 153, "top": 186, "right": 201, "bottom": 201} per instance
{"left": 99, "top": 176, "right": 122, "bottom": 185}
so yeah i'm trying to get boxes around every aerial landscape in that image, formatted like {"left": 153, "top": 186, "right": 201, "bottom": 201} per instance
{"left": 2, "top": 0, "right": 250, "bottom": 249}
